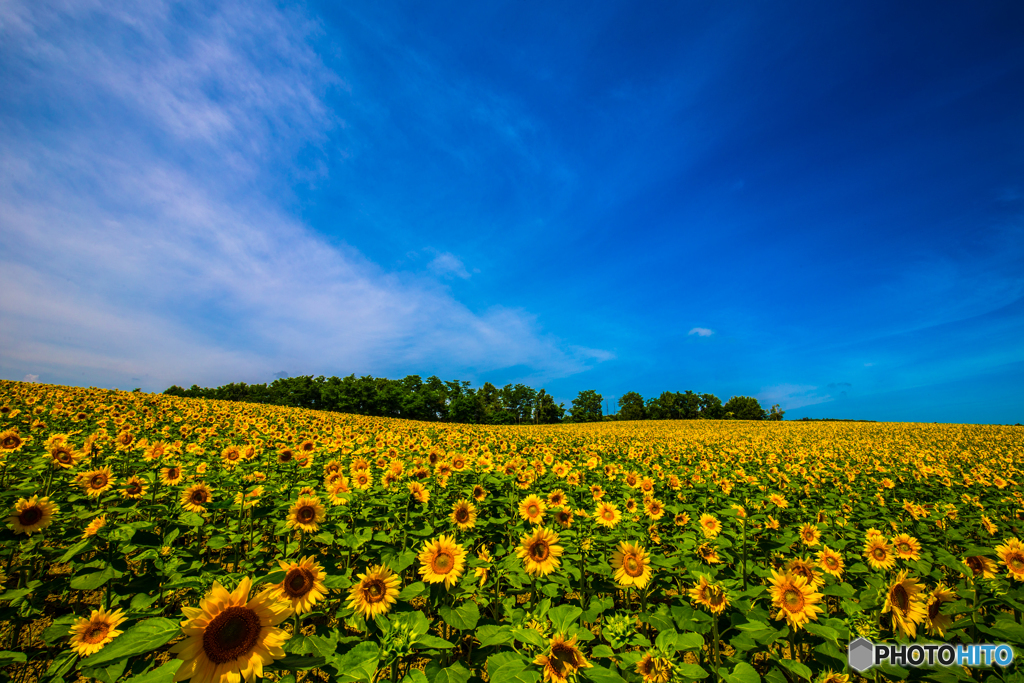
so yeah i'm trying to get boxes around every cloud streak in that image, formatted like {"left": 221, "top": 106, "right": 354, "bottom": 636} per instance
{"left": 0, "top": 0, "right": 609, "bottom": 390}
{"left": 688, "top": 327, "right": 714, "bottom": 337}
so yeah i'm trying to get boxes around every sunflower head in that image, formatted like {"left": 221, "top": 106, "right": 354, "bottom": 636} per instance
{"left": 517, "top": 527, "right": 564, "bottom": 577}
{"left": 347, "top": 564, "right": 401, "bottom": 619}
{"left": 595, "top": 502, "right": 621, "bottom": 529}
{"left": 8, "top": 496, "right": 58, "bottom": 535}
{"left": 273, "top": 556, "right": 328, "bottom": 615}
{"left": 69, "top": 607, "right": 127, "bottom": 657}
{"left": 287, "top": 496, "right": 325, "bottom": 533}
{"left": 451, "top": 500, "right": 477, "bottom": 530}
{"left": 610, "top": 541, "right": 652, "bottom": 589}
{"left": 418, "top": 534, "right": 467, "bottom": 589}
{"left": 519, "top": 495, "right": 547, "bottom": 525}
{"left": 533, "top": 633, "right": 592, "bottom": 683}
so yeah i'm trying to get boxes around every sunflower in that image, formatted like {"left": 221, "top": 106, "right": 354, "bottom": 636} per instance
{"left": 160, "top": 465, "right": 184, "bottom": 486}
{"left": 554, "top": 509, "right": 574, "bottom": 528}
{"left": 964, "top": 555, "right": 997, "bottom": 579}
{"left": 69, "top": 607, "right": 128, "bottom": 657}
{"left": 768, "top": 570, "right": 823, "bottom": 631}
{"left": 643, "top": 498, "right": 665, "bottom": 521}
{"left": 982, "top": 515, "right": 998, "bottom": 536}
{"left": 768, "top": 494, "right": 789, "bottom": 509}
{"left": 472, "top": 485, "right": 487, "bottom": 502}
{"left": 892, "top": 533, "right": 921, "bottom": 561}
{"left": 277, "top": 448, "right": 295, "bottom": 464}
{"left": 83, "top": 515, "right": 107, "bottom": 537}
{"left": 181, "top": 483, "right": 213, "bottom": 513}
{"left": 819, "top": 673, "right": 850, "bottom": 683}
{"left": 517, "top": 527, "right": 564, "bottom": 577}
{"left": 534, "top": 633, "right": 592, "bottom": 683}
{"left": 610, "top": 541, "right": 653, "bottom": 589}
{"left": 287, "top": 496, "right": 325, "bottom": 533}
{"left": 547, "top": 489, "right": 567, "bottom": 509}
{"left": 408, "top": 481, "right": 430, "bottom": 504}
{"left": 785, "top": 557, "right": 824, "bottom": 590}
{"left": 995, "top": 538, "right": 1024, "bottom": 581}
{"left": 697, "top": 543, "right": 721, "bottom": 564}
{"left": 817, "top": 546, "right": 845, "bottom": 578}
{"left": 419, "top": 534, "right": 467, "bottom": 589}
{"left": 451, "top": 500, "right": 477, "bottom": 530}
{"left": 353, "top": 471, "right": 373, "bottom": 490}
{"left": 865, "top": 528, "right": 885, "bottom": 542}
{"left": 863, "top": 537, "right": 896, "bottom": 571}
{"left": 121, "top": 476, "right": 147, "bottom": 500}
{"left": 347, "top": 564, "right": 401, "bottom": 619}
{"left": 799, "top": 523, "right": 821, "bottom": 547}
{"left": 926, "top": 583, "right": 956, "bottom": 637}
{"left": 474, "top": 546, "right": 492, "bottom": 586}
{"left": 594, "top": 502, "right": 622, "bottom": 529}
{"left": 635, "top": 653, "right": 674, "bottom": 683}
{"left": 689, "top": 575, "right": 730, "bottom": 614}
{"left": 765, "top": 515, "right": 780, "bottom": 530}
{"left": 171, "top": 577, "right": 292, "bottom": 682}
{"left": 81, "top": 466, "right": 116, "bottom": 498}
{"left": 8, "top": 496, "right": 58, "bottom": 535}
{"left": 271, "top": 556, "right": 328, "bottom": 615}
{"left": 0, "top": 429, "right": 26, "bottom": 452}
{"left": 674, "top": 511, "right": 690, "bottom": 527}
{"left": 699, "top": 514, "right": 722, "bottom": 539}
{"left": 48, "top": 443, "right": 81, "bottom": 469}
{"left": 883, "top": 570, "right": 928, "bottom": 639}
{"left": 625, "top": 498, "right": 638, "bottom": 514}
{"left": 519, "top": 495, "right": 547, "bottom": 525}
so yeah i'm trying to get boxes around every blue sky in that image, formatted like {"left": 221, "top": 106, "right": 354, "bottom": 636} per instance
{"left": 1, "top": 1, "right": 1022, "bottom": 423}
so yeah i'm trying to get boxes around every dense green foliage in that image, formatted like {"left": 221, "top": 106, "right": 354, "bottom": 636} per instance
{"left": 164, "top": 375, "right": 769, "bottom": 424}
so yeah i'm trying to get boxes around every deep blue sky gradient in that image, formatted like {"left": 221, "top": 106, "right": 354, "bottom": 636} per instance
{"left": 1, "top": 1, "right": 1021, "bottom": 422}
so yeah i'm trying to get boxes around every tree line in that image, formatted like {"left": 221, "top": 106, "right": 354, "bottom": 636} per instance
{"left": 162, "top": 374, "right": 780, "bottom": 424}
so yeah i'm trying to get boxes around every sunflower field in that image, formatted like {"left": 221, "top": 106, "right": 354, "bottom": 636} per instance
{"left": 1, "top": 380, "right": 1023, "bottom": 683}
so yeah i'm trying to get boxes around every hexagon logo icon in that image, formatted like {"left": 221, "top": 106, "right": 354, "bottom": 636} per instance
{"left": 848, "top": 637, "right": 875, "bottom": 672}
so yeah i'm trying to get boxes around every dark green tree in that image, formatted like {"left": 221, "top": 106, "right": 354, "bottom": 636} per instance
{"left": 617, "top": 392, "right": 647, "bottom": 421}
{"left": 723, "top": 396, "right": 767, "bottom": 420}
{"left": 533, "top": 389, "right": 565, "bottom": 424}
{"left": 570, "top": 389, "right": 603, "bottom": 423}
{"left": 767, "top": 403, "right": 785, "bottom": 421}
{"left": 698, "top": 393, "right": 723, "bottom": 419}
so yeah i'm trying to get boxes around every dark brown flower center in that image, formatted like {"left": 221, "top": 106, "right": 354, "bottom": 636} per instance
{"left": 892, "top": 584, "right": 910, "bottom": 613}
{"left": 19, "top": 506, "right": 43, "bottom": 526}
{"left": 1, "top": 436, "right": 20, "bottom": 449}
{"left": 783, "top": 589, "right": 803, "bottom": 611}
{"left": 529, "top": 541, "right": 550, "bottom": 562}
{"left": 297, "top": 505, "right": 316, "bottom": 523}
{"left": 284, "top": 568, "right": 314, "bottom": 598}
{"left": 202, "top": 606, "right": 261, "bottom": 665}
{"left": 433, "top": 551, "right": 453, "bottom": 572}
{"left": 167, "top": 467, "right": 180, "bottom": 479}
{"left": 127, "top": 482, "right": 142, "bottom": 495}
{"left": 872, "top": 548, "right": 886, "bottom": 560}
{"left": 362, "top": 578, "right": 385, "bottom": 602}
{"left": 966, "top": 557, "right": 983, "bottom": 575}
{"left": 527, "top": 504, "right": 539, "bottom": 516}
{"left": 625, "top": 556, "right": 642, "bottom": 576}
{"left": 84, "top": 622, "right": 110, "bottom": 643}
{"left": 928, "top": 600, "right": 941, "bottom": 620}
{"left": 90, "top": 475, "right": 107, "bottom": 489}
{"left": 190, "top": 489, "right": 208, "bottom": 505}
{"left": 455, "top": 508, "right": 470, "bottom": 523}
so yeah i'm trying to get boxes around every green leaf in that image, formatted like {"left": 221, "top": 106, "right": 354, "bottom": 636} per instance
{"left": 179, "top": 511, "right": 205, "bottom": 527}
{"left": 487, "top": 652, "right": 530, "bottom": 678}
{"left": 775, "top": 659, "right": 812, "bottom": 681}
{"left": 414, "top": 634, "right": 455, "bottom": 649}
{"left": 488, "top": 657, "right": 539, "bottom": 683}
{"left": 676, "top": 632, "right": 705, "bottom": 651}
{"left": 477, "top": 624, "right": 514, "bottom": 647}
{"left": 81, "top": 660, "right": 128, "bottom": 683}
{"left": 720, "top": 662, "right": 761, "bottom": 683}
{"left": 207, "top": 535, "right": 229, "bottom": 549}
{"left": 440, "top": 601, "right": 480, "bottom": 631}
{"left": 401, "top": 671, "right": 429, "bottom": 683}
{"left": 332, "top": 642, "right": 379, "bottom": 683}
{"left": 398, "top": 582, "right": 427, "bottom": 600}
{"left": 511, "top": 627, "right": 548, "bottom": 647}
{"left": 0, "top": 651, "right": 27, "bottom": 668}
{"left": 70, "top": 565, "right": 122, "bottom": 590}
{"left": 582, "top": 664, "right": 626, "bottom": 683}
{"left": 432, "top": 662, "right": 472, "bottom": 683}
{"left": 79, "top": 618, "right": 180, "bottom": 668}
{"left": 59, "top": 538, "right": 94, "bottom": 563}
{"left": 268, "top": 655, "right": 327, "bottom": 670}
{"left": 547, "top": 604, "right": 583, "bottom": 633}
{"left": 44, "top": 649, "right": 78, "bottom": 678}
{"left": 582, "top": 596, "right": 613, "bottom": 623}
{"left": 122, "top": 660, "right": 184, "bottom": 683}
{"left": 679, "top": 663, "right": 710, "bottom": 680}
{"left": 42, "top": 615, "right": 77, "bottom": 645}
{"left": 802, "top": 623, "right": 840, "bottom": 646}
{"left": 590, "top": 644, "right": 616, "bottom": 658}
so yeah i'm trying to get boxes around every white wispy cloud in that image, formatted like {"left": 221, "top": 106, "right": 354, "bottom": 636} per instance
{"left": 427, "top": 251, "right": 471, "bottom": 279}
{"left": 0, "top": 0, "right": 609, "bottom": 390}
{"left": 756, "top": 384, "right": 833, "bottom": 410}
{"left": 688, "top": 327, "right": 714, "bottom": 337}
